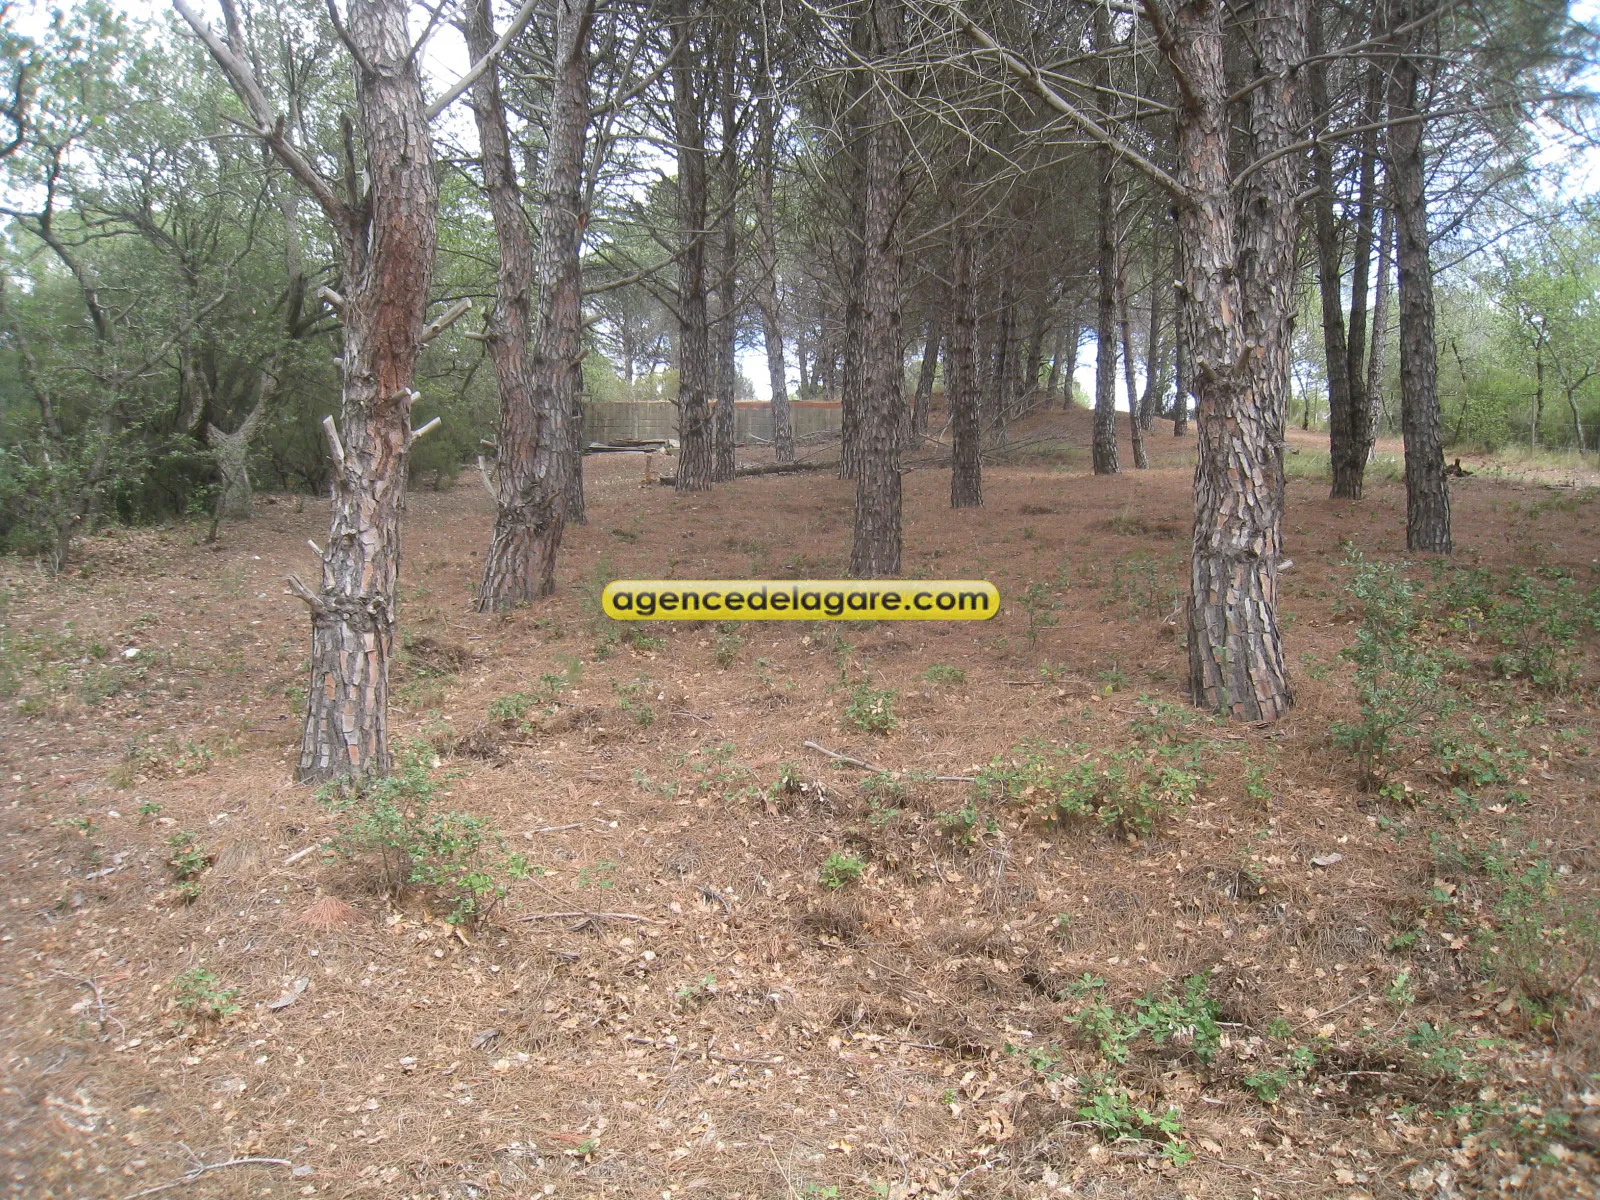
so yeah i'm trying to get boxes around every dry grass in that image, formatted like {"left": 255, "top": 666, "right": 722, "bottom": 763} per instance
{"left": 2, "top": 407, "right": 1598, "bottom": 1199}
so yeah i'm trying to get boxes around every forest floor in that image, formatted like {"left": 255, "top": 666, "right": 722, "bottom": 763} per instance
{"left": 3, "top": 405, "right": 1600, "bottom": 1200}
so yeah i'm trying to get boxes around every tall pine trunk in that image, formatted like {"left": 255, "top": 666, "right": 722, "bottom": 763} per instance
{"left": 948, "top": 229, "right": 981, "bottom": 508}
{"left": 1331, "top": 66, "right": 1384, "bottom": 499}
{"left": 1092, "top": 140, "right": 1120, "bottom": 474}
{"left": 472, "top": 0, "right": 589, "bottom": 609}
{"left": 1138, "top": 265, "right": 1166, "bottom": 432}
{"left": 1308, "top": 9, "right": 1358, "bottom": 499}
{"left": 849, "top": 0, "right": 905, "bottom": 578}
{"left": 1386, "top": 7, "right": 1451, "bottom": 553}
{"left": 1157, "top": 0, "right": 1305, "bottom": 721}
{"left": 711, "top": 24, "right": 738, "bottom": 483}
{"left": 286, "top": 0, "right": 437, "bottom": 780}
{"left": 672, "top": 0, "right": 714, "bottom": 493}
{"left": 754, "top": 91, "right": 794, "bottom": 462}
{"left": 1118, "top": 260, "right": 1148, "bottom": 469}
{"left": 1367, "top": 205, "right": 1394, "bottom": 440}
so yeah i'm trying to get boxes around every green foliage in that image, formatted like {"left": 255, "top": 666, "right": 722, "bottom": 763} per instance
{"left": 1018, "top": 581, "right": 1059, "bottom": 645}
{"left": 317, "top": 746, "right": 528, "bottom": 926}
{"left": 613, "top": 676, "right": 657, "bottom": 727}
{"left": 1065, "top": 973, "right": 1221, "bottom": 1066}
{"left": 844, "top": 683, "right": 898, "bottom": 734}
{"left": 1076, "top": 1075, "right": 1191, "bottom": 1162}
{"left": 713, "top": 625, "right": 745, "bottom": 668}
{"left": 173, "top": 967, "right": 239, "bottom": 1023}
{"left": 922, "top": 664, "right": 966, "bottom": 685}
{"left": 975, "top": 737, "right": 1206, "bottom": 836}
{"left": 818, "top": 851, "right": 866, "bottom": 890}
{"left": 1331, "top": 555, "right": 1461, "bottom": 789}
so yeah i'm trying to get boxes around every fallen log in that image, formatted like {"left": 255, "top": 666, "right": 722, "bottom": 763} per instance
{"left": 658, "top": 459, "right": 834, "bottom": 485}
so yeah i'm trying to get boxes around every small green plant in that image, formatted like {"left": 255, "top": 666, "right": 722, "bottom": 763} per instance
{"left": 173, "top": 967, "right": 239, "bottom": 1023}
{"left": 713, "top": 625, "right": 745, "bottom": 668}
{"left": 922, "top": 663, "right": 966, "bottom": 685}
{"left": 318, "top": 744, "right": 529, "bottom": 925}
{"left": 1066, "top": 973, "right": 1222, "bottom": 1066}
{"left": 613, "top": 677, "right": 657, "bottom": 727}
{"left": 674, "top": 973, "right": 716, "bottom": 1005}
{"left": 976, "top": 737, "right": 1207, "bottom": 837}
{"left": 624, "top": 630, "right": 666, "bottom": 653}
{"left": 137, "top": 800, "right": 162, "bottom": 821}
{"left": 166, "top": 831, "right": 209, "bottom": 903}
{"left": 1386, "top": 970, "right": 1417, "bottom": 1008}
{"left": 844, "top": 683, "right": 898, "bottom": 734}
{"left": 818, "top": 851, "right": 866, "bottom": 889}
{"left": 1076, "top": 1075, "right": 1191, "bottom": 1162}
{"left": 488, "top": 691, "right": 536, "bottom": 724}
{"left": 1019, "top": 581, "right": 1060, "bottom": 646}
{"left": 935, "top": 801, "right": 997, "bottom": 846}
{"left": 1331, "top": 555, "right": 1461, "bottom": 790}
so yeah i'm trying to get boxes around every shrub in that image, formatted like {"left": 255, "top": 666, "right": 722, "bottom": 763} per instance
{"left": 173, "top": 967, "right": 239, "bottom": 1022}
{"left": 318, "top": 745, "right": 529, "bottom": 926}
{"left": 844, "top": 683, "right": 897, "bottom": 734}
{"left": 818, "top": 851, "right": 865, "bottom": 889}
{"left": 976, "top": 738, "right": 1205, "bottom": 836}
{"left": 1331, "top": 555, "right": 1460, "bottom": 790}
{"left": 922, "top": 664, "right": 966, "bottom": 685}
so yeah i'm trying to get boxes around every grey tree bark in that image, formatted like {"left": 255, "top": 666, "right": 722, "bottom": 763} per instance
{"left": 671, "top": 0, "right": 714, "bottom": 493}
{"left": 471, "top": 0, "right": 590, "bottom": 608}
{"left": 849, "top": 0, "right": 905, "bottom": 578}
{"left": 1386, "top": 5, "right": 1451, "bottom": 553}
{"left": 948, "top": 228, "right": 980, "bottom": 508}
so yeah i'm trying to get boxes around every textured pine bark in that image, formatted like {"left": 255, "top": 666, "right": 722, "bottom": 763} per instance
{"left": 1137, "top": 271, "right": 1164, "bottom": 432}
{"left": 1156, "top": 0, "right": 1304, "bottom": 721}
{"left": 471, "top": 0, "right": 588, "bottom": 610}
{"left": 1386, "top": 10, "right": 1452, "bottom": 554}
{"left": 1329, "top": 62, "right": 1383, "bottom": 499}
{"left": 1367, "top": 205, "right": 1394, "bottom": 432}
{"left": 1092, "top": 139, "right": 1120, "bottom": 475}
{"left": 711, "top": 30, "right": 738, "bottom": 484}
{"left": 1118, "top": 263, "right": 1149, "bottom": 469}
{"left": 949, "top": 231, "right": 981, "bottom": 508}
{"left": 1308, "top": 12, "right": 1357, "bottom": 500}
{"left": 754, "top": 93, "right": 795, "bottom": 463}
{"left": 849, "top": 0, "right": 905, "bottom": 578}
{"left": 292, "top": 0, "right": 438, "bottom": 780}
{"left": 992, "top": 274, "right": 1015, "bottom": 446}
{"left": 672, "top": 0, "right": 714, "bottom": 493}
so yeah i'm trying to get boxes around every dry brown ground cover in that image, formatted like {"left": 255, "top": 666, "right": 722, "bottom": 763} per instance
{"left": 3, "top": 407, "right": 1600, "bottom": 1200}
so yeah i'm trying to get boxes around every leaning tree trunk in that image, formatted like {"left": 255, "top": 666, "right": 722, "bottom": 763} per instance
{"left": 912, "top": 305, "right": 942, "bottom": 437}
{"left": 1092, "top": 138, "right": 1120, "bottom": 475}
{"left": 849, "top": 0, "right": 905, "bottom": 578}
{"left": 471, "top": 0, "right": 589, "bottom": 608}
{"left": 948, "top": 228, "right": 980, "bottom": 508}
{"left": 754, "top": 91, "right": 795, "bottom": 463}
{"left": 1163, "top": 0, "right": 1304, "bottom": 722}
{"left": 672, "top": 0, "right": 714, "bottom": 493}
{"left": 1386, "top": 10, "right": 1451, "bottom": 554}
{"left": 1118, "top": 261, "right": 1149, "bottom": 469}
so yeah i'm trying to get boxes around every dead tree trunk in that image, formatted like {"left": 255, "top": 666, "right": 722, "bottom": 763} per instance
{"left": 672, "top": 0, "right": 714, "bottom": 493}
{"left": 1386, "top": 7, "right": 1451, "bottom": 554}
{"left": 179, "top": 0, "right": 442, "bottom": 780}
{"left": 754, "top": 89, "right": 794, "bottom": 463}
{"left": 1153, "top": 0, "right": 1305, "bottom": 721}
{"left": 949, "top": 228, "right": 981, "bottom": 508}
{"left": 849, "top": 0, "right": 905, "bottom": 578}
{"left": 471, "top": 0, "right": 589, "bottom": 608}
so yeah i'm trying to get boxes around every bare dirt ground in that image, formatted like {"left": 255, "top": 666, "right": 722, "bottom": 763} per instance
{"left": 3, "top": 406, "right": 1599, "bottom": 1200}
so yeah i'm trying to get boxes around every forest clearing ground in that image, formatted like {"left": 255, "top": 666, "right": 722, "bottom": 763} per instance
{"left": 3, "top": 405, "right": 1599, "bottom": 1200}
